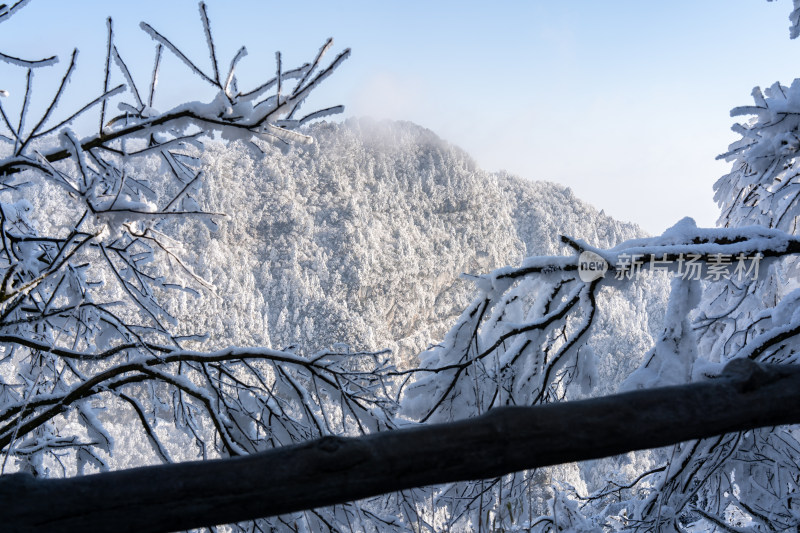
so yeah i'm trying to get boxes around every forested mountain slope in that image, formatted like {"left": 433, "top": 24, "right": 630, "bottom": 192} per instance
{"left": 176, "top": 118, "right": 667, "bottom": 396}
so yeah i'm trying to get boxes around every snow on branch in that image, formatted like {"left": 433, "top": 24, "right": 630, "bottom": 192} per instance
{"left": 4, "top": 359, "right": 800, "bottom": 532}
{"left": 0, "top": 11, "right": 365, "bottom": 527}
{"left": 716, "top": 77, "right": 800, "bottom": 230}
{"left": 0, "top": 0, "right": 29, "bottom": 25}
{"left": 402, "top": 221, "right": 800, "bottom": 425}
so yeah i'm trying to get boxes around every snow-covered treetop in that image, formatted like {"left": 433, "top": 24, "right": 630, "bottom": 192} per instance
{"left": 716, "top": 79, "right": 800, "bottom": 230}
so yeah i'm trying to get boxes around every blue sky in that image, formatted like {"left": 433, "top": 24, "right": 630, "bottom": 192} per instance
{"left": 2, "top": 1, "right": 800, "bottom": 234}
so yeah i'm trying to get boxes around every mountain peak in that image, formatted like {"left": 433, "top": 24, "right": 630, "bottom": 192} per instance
{"left": 173, "top": 119, "right": 661, "bottom": 370}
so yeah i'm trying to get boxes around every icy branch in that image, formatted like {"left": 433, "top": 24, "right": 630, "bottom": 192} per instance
{"left": 4, "top": 360, "right": 800, "bottom": 532}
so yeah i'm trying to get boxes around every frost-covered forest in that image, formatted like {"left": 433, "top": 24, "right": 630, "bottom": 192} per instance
{"left": 3, "top": 1, "right": 800, "bottom": 532}
{"left": 188, "top": 120, "right": 667, "bottom": 371}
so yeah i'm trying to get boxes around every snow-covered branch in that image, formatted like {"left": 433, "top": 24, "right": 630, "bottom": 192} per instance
{"left": 4, "top": 359, "right": 800, "bottom": 532}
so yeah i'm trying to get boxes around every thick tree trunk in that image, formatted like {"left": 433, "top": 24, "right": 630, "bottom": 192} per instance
{"left": 2, "top": 359, "right": 799, "bottom": 533}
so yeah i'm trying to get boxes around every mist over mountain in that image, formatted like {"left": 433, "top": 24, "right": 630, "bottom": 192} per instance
{"left": 175, "top": 118, "right": 667, "bottom": 398}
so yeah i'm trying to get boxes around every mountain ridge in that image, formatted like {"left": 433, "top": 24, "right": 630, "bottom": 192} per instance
{"left": 169, "top": 118, "right": 666, "bottom": 391}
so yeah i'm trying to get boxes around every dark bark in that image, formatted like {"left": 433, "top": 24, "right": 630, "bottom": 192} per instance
{"left": 2, "top": 359, "right": 799, "bottom": 533}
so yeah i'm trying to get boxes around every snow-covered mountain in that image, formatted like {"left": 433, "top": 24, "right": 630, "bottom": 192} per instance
{"left": 175, "top": 118, "right": 667, "bottom": 393}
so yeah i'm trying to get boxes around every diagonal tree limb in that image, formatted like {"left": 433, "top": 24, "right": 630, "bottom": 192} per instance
{"left": 2, "top": 359, "right": 800, "bottom": 533}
